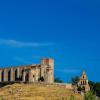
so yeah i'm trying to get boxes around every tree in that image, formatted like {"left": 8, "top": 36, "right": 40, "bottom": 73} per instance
{"left": 70, "top": 95, "right": 74, "bottom": 100}
{"left": 77, "top": 86, "right": 83, "bottom": 91}
{"left": 88, "top": 81, "right": 95, "bottom": 90}
{"left": 84, "top": 91, "right": 96, "bottom": 100}
{"left": 93, "top": 82, "right": 100, "bottom": 97}
{"left": 38, "top": 76, "right": 44, "bottom": 82}
{"left": 54, "top": 77, "right": 63, "bottom": 83}
{"left": 88, "top": 81, "right": 100, "bottom": 97}
{"left": 71, "top": 76, "right": 80, "bottom": 85}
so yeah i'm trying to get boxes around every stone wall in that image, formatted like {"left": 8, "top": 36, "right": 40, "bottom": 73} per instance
{"left": 0, "top": 58, "right": 54, "bottom": 84}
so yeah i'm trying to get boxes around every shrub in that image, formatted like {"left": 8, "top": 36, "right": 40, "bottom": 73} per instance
{"left": 84, "top": 91, "right": 96, "bottom": 100}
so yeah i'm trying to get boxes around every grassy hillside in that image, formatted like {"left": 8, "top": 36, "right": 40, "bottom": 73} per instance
{"left": 0, "top": 83, "right": 83, "bottom": 100}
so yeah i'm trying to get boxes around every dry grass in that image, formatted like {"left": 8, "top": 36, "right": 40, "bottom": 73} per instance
{"left": 0, "top": 83, "right": 83, "bottom": 100}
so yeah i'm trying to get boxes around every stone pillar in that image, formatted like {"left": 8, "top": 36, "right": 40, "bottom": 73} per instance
{"left": 45, "top": 68, "right": 54, "bottom": 83}
{"left": 40, "top": 66, "right": 45, "bottom": 78}
{"left": 10, "top": 68, "right": 15, "bottom": 81}
{"left": 17, "top": 67, "right": 20, "bottom": 78}
{"left": 29, "top": 70, "right": 34, "bottom": 82}
{"left": 4, "top": 69, "right": 8, "bottom": 82}
{"left": 35, "top": 67, "right": 39, "bottom": 82}
{"left": 22, "top": 70, "right": 26, "bottom": 82}
{"left": 0, "top": 70, "right": 2, "bottom": 82}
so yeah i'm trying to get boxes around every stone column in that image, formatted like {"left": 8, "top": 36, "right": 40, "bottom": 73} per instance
{"left": 22, "top": 70, "right": 26, "bottom": 82}
{"left": 17, "top": 67, "right": 20, "bottom": 78}
{"left": 0, "top": 70, "right": 2, "bottom": 82}
{"left": 4, "top": 69, "right": 8, "bottom": 82}
{"left": 35, "top": 67, "right": 39, "bottom": 82}
{"left": 10, "top": 68, "right": 15, "bottom": 81}
{"left": 40, "top": 66, "right": 45, "bottom": 78}
{"left": 29, "top": 70, "right": 34, "bottom": 82}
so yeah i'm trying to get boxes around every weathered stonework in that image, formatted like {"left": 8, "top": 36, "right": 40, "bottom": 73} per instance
{"left": 0, "top": 58, "right": 54, "bottom": 83}
{"left": 78, "top": 71, "right": 90, "bottom": 92}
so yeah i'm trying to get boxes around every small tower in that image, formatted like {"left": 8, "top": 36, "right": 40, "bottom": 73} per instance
{"left": 41, "top": 58, "right": 54, "bottom": 83}
{"left": 78, "top": 71, "right": 90, "bottom": 92}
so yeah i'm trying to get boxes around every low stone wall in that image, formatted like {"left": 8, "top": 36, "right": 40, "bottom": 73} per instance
{"left": 28, "top": 82, "right": 73, "bottom": 90}
{"left": 0, "top": 82, "right": 73, "bottom": 91}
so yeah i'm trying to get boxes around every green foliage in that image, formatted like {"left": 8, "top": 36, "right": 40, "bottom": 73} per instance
{"left": 77, "top": 86, "right": 83, "bottom": 91}
{"left": 89, "top": 81, "right": 95, "bottom": 90}
{"left": 54, "top": 77, "right": 63, "bottom": 83}
{"left": 61, "top": 97, "right": 64, "bottom": 100}
{"left": 88, "top": 81, "right": 100, "bottom": 97}
{"left": 93, "top": 82, "right": 100, "bottom": 97}
{"left": 71, "top": 76, "right": 80, "bottom": 85}
{"left": 70, "top": 95, "right": 74, "bottom": 100}
{"left": 38, "top": 76, "right": 44, "bottom": 82}
{"left": 84, "top": 91, "right": 96, "bottom": 100}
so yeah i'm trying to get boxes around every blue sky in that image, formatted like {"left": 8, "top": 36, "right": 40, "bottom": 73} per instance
{"left": 0, "top": 0, "right": 100, "bottom": 82}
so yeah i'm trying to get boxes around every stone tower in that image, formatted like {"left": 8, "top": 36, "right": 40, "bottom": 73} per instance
{"left": 78, "top": 71, "right": 90, "bottom": 92}
{"left": 41, "top": 58, "right": 54, "bottom": 83}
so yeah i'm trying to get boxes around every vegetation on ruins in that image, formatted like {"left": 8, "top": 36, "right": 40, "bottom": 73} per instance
{"left": 77, "top": 86, "right": 85, "bottom": 92}
{"left": 38, "top": 76, "right": 44, "bottom": 82}
{"left": 71, "top": 76, "right": 100, "bottom": 98}
{"left": 84, "top": 91, "right": 96, "bottom": 100}
{"left": 71, "top": 76, "right": 80, "bottom": 85}
{"left": 54, "top": 77, "right": 63, "bottom": 83}
{"left": 88, "top": 81, "right": 100, "bottom": 97}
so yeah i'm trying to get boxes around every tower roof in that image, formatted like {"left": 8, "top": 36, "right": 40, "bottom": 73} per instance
{"left": 80, "top": 70, "right": 88, "bottom": 80}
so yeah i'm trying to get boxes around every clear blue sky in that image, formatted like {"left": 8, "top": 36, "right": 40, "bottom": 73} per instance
{"left": 0, "top": 0, "right": 100, "bottom": 82}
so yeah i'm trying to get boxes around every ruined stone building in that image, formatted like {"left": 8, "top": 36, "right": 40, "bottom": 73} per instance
{"left": 78, "top": 71, "right": 90, "bottom": 92}
{"left": 0, "top": 58, "right": 54, "bottom": 83}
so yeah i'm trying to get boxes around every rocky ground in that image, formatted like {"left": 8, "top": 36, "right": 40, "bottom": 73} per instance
{"left": 0, "top": 83, "right": 83, "bottom": 100}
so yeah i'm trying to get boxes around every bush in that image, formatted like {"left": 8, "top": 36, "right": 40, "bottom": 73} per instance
{"left": 84, "top": 91, "right": 96, "bottom": 100}
{"left": 77, "top": 86, "right": 85, "bottom": 92}
{"left": 38, "top": 76, "right": 44, "bottom": 82}
{"left": 54, "top": 77, "right": 63, "bottom": 83}
{"left": 70, "top": 95, "right": 74, "bottom": 100}
{"left": 71, "top": 76, "right": 80, "bottom": 85}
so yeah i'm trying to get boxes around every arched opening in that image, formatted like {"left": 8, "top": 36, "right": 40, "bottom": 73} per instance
{"left": 1, "top": 70, "right": 4, "bottom": 82}
{"left": 82, "top": 86, "right": 85, "bottom": 92}
{"left": 25, "top": 73, "right": 29, "bottom": 82}
{"left": 83, "top": 81, "right": 84, "bottom": 85}
{"left": 81, "top": 81, "right": 83, "bottom": 85}
{"left": 8, "top": 70, "right": 11, "bottom": 81}
{"left": 15, "top": 69, "right": 18, "bottom": 81}
{"left": 18, "top": 69, "right": 23, "bottom": 81}
{"left": 33, "top": 75, "right": 35, "bottom": 82}
{"left": 85, "top": 81, "right": 86, "bottom": 85}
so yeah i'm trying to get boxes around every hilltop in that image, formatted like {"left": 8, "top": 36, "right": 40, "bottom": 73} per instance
{"left": 0, "top": 83, "right": 83, "bottom": 100}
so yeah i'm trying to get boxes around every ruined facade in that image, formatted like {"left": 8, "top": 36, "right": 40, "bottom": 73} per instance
{"left": 0, "top": 58, "right": 54, "bottom": 83}
{"left": 78, "top": 71, "right": 90, "bottom": 92}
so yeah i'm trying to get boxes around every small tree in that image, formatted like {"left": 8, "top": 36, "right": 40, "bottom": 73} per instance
{"left": 84, "top": 91, "right": 96, "bottom": 100}
{"left": 77, "top": 86, "right": 83, "bottom": 91}
{"left": 88, "top": 81, "right": 95, "bottom": 90}
{"left": 71, "top": 76, "right": 80, "bottom": 85}
{"left": 93, "top": 82, "right": 100, "bottom": 97}
{"left": 38, "top": 76, "right": 44, "bottom": 82}
{"left": 70, "top": 95, "right": 74, "bottom": 100}
{"left": 54, "top": 77, "right": 63, "bottom": 83}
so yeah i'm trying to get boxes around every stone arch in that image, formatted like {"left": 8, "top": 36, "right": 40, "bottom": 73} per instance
{"left": 32, "top": 74, "right": 35, "bottom": 82}
{"left": 81, "top": 80, "right": 83, "bottom": 85}
{"left": 20, "top": 68, "right": 24, "bottom": 81}
{"left": 1, "top": 70, "right": 4, "bottom": 82}
{"left": 8, "top": 69, "right": 11, "bottom": 81}
{"left": 25, "top": 72, "right": 29, "bottom": 82}
{"left": 82, "top": 86, "right": 85, "bottom": 92}
{"left": 15, "top": 69, "right": 18, "bottom": 81}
